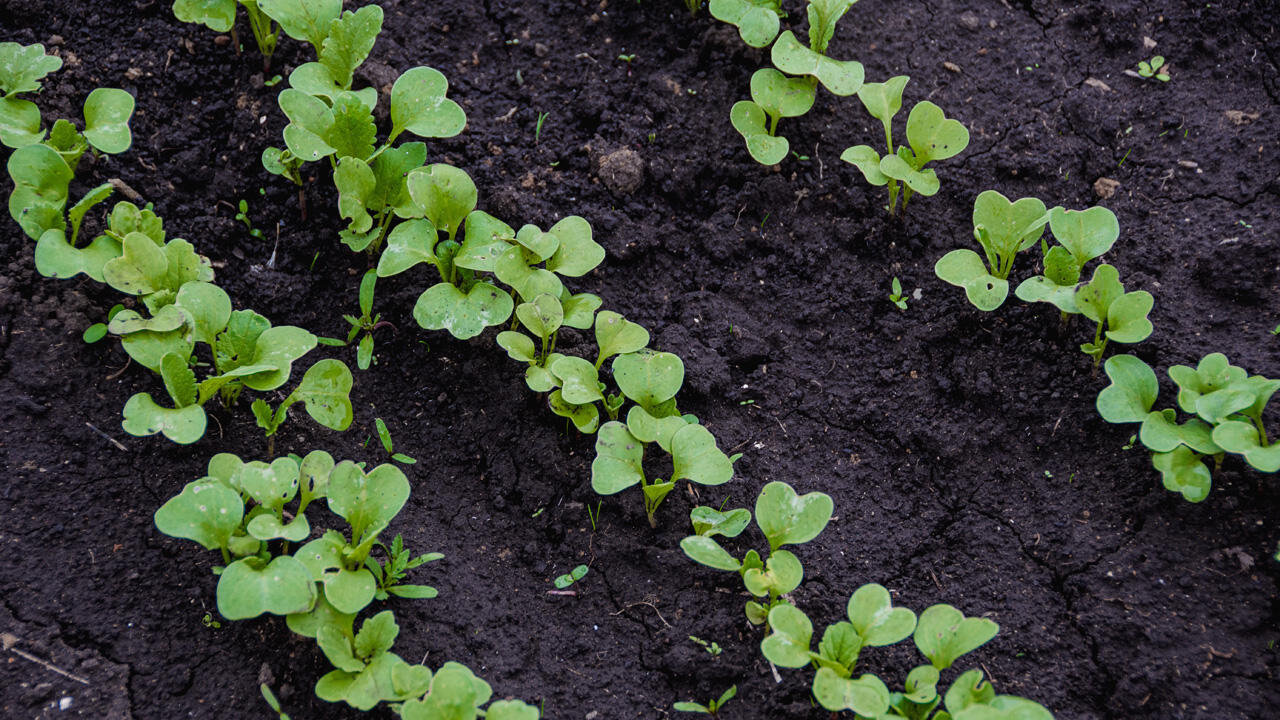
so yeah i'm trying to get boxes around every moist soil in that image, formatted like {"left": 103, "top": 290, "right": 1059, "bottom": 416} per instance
{"left": 1, "top": 0, "right": 1279, "bottom": 718}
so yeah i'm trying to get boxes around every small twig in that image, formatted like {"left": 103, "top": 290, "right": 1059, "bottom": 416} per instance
{"left": 106, "top": 357, "right": 132, "bottom": 381}
{"left": 2, "top": 634, "right": 90, "bottom": 685}
{"left": 84, "top": 422, "right": 126, "bottom": 451}
{"left": 546, "top": 590, "right": 577, "bottom": 597}
{"left": 611, "top": 600, "right": 672, "bottom": 628}
{"left": 980, "top": 662, "right": 996, "bottom": 685}
{"left": 108, "top": 177, "right": 143, "bottom": 202}
{"left": 769, "top": 661, "right": 782, "bottom": 684}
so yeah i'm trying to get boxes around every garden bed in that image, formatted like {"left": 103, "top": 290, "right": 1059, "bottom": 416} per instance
{"left": 1, "top": 0, "right": 1278, "bottom": 717}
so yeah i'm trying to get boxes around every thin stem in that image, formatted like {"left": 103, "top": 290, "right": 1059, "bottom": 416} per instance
{"left": 768, "top": 112, "right": 779, "bottom": 137}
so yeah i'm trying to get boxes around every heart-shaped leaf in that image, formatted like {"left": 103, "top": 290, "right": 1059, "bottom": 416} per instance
{"left": 82, "top": 88, "right": 135, "bottom": 154}
{"left": 34, "top": 229, "right": 123, "bottom": 282}
{"left": 237, "top": 457, "right": 301, "bottom": 511}
{"left": 690, "top": 506, "right": 751, "bottom": 538}
{"left": 174, "top": 281, "right": 232, "bottom": 345}
{"left": 729, "top": 101, "right": 788, "bottom": 165}
{"left": 671, "top": 423, "right": 734, "bottom": 487}
{"left": 880, "top": 152, "right": 940, "bottom": 195}
{"left": 1152, "top": 446, "right": 1211, "bottom": 502}
{"left": 496, "top": 331, "right": 536, "bottom": 363}
{"left": 324, "top": 567, "right": 377, "bottom": 614}
{"left": 612, "top": 350, "right": 684, "bottom": 409}
{"left": 906, "top": 100, "right": 969, "bottom": 164}
{"left": 316, "top": 652, "right": 426, "bottom": 711}
{"left": 413, "top": 281, "right": 513, "bottom": 339}
{"left": 328, "top": 461, "right": 410, "bottom": 544}
{"left": 914, "top": 604, "right": 999, "bottom": 670}
{"left": 595, "top": 311, "right": 650, "bottom": 366}
{"left": 1096, "top": 354, "right": 1157, "bottom": 423}
{"left": 847, "top": 582, "right": 918, "bottom": 646}
{"left": 405, "top": 164, "right": 477, "bottom": 239}
{"left": 973, "top": 190, "right": 1050, "bottom": 260}
{"left": 1075, "top": 264, "right": 1124, "bottom": 324}
{"left": 548, "top": 390, "right": 601, "bottom": 434}
{"left": 760, "top": 603, "right": 814, "bottom": 668}
{"left": 546, "top": 215, "right": 604, "bottom": 277}
{"left": 1169, "top": 353, "right": 1248, "bottom": 415}
{"left": 154, "top": 479, "right": 243, "bottom": 550}
{"left": 743, "top": 548, "right": 803, "bottom": 597}
{"left": 625, "top": 405, "right": 687, "bottom": 451}
{"left": 454, "top": 210, "right": 516, "bottom": 271}
{"left": 708, "top": 0, "right": 782, "bottom": 47}
{"left": 516, "top": 293, "right": 564, "bottom": 339}
{"left": 934, "top": 248, "right": 1008, "bottom": 311}
{"left": 377, "top": 218, "right": 438, "bottom": 277}
{"left": 1140, "top": 411, "right": 1220, "bottom": 455}
{"left": 1213, "top": 420, "right": 1280, "bottom": 472}
{"left": 751, "top": 68, "right": 817, "bottom": 119}
{"left": 390, "top": 66, "right": 467, "bottom": 141}
{"left": 217, "top": 555, "right": 317, "bottom": 620}
{"left": 1105, "top": 291, "right": 1153, "bottom": 344}
{"left": 293, "top": 358, "right": 355, "bottom": 431}
{"left": 550, "top": 355, "right": 603, "bottom": 405}
{"left": 122, "top": 392, "right": 206, "bottom": 444}
{"left": 755, "top": 481, "right": 834, "bottom": 551}
{"left": 770, "top": 31, "right": 863, "bottom": 95}
{"left": 1048, "top": 205, "right": 1119, "bottom": 266}
{"left": 813, "top": 669, "right": 891, "bottom": 715}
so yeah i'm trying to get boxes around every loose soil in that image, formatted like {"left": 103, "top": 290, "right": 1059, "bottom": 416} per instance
{"left": 2, "top": 0, "right": 1278, "bottom": 718}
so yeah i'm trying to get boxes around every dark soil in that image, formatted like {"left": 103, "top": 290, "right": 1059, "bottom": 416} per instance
{"left": 2, "top": 0, "right": 1279, "bottom": 718}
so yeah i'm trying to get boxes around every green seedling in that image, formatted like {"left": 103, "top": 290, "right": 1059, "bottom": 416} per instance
{"left": 374, "top": 418, "right": 417, "bottom": 464}
{"left": 689, "top": 635, "right": 723, "bottom": 656}
{"left": 260, "top": 684, "right": 291, "bottom": 720}
{"left": 690, "top": 505, "right": 752, "bottom": 538}
{"left": 1098, "top": 353, "right": 1280, "bottom": 501}
{"left": 82, "top": 303, "right": 125, "bottom": 343}
{"left": 841, "top": 77, "right": 969, "bottom": 215}
{"left": 314, "top": 610, "right": 434, "bottom": 710}
{"left": 1137, "top": 55, "right": 1171, "bottom": 82}
{"left": 1074, "top": 264, "right": 1154, "bottom": 366}
{"left": 250, "top": 358, "right": 355, "bottom": 452}
{"left": 760, "top": 584, "right": 1050, "bottom": 717}
{"left": 681, "top": 481, "right": 832, "bottom": 625}
{"left": 934, "top": 191, "right": 1049, "bottom": 311}
{"left": 710, "top": 0, "right": 783, "bottom": 47}
{"left": 201, "top": 612, "right": 222, "bottom": 629}
{"left": 535, "top": 111, "right": 549, "bottom": 143}
{"left": 731, "top": 68, "right": 816, "bottom": 165}
{"left": 399, "top": 662, "right": 540, "bottom": 720}
{"left": 367, "top": 534, "right": 441, "bottom": 600}
{"left": 674, "top": 685, "right": 736, "bottom": 715}
{"left": 553, "top": 564, "right": 589, "bottom": 589}
{"left": 685, "top": 0, "right": 702, "bottom": 15}
{"left": 1015, "top": 204, "right": 1120, "bottom": 317}
{"left": 0, "top": 42, "right": 62, "bottom": 148}
{"left": 338, "top": 269, "right": 388, "bottom": 370}
{"left": 770, "top": 2, "right": 864, "bottom": 95}
{"left": 234, "top": 199, "right": 267, "bottom": 241}
{"left": 587, "top": 501, "right": 602, "bottom": 531}
{"left": 173, "top": 0, "right": 280, "bottom": 67}
{"left": 889, "top": 277, "right": 908, "bottom": 311}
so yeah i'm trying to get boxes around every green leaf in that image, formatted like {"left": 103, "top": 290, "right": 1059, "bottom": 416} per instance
{"left": 1105, "top": 290, "right": 1154, "bottom": 344}
{"left": 317, "top": 624, "right": 364, "bottom": 673}
{"left": 241, "top": 325, "right": 318, "bottom": 392}
{"left": 679, "top": 535, "right": 740, "bottom": 571}
{"left": 1212, "top": 420, "right": 1280, "bottom": 472}
{"left": 0, "top": 42, "right": 63, "bottom": 97}
{"left": 390, "top": 66, "right": 467, "bottom": 141}
{"left": 354, "top": 610, "right": 399, "bottom": 659}
{"left": 839, "top": 145, "right": 887, "bottom": 186}
{"left": 173, "top": 0, "right": 236, "bottom": 31}
{"left": 324, "top": 568, "right": 377, "bottom": 614}
{"left": 405, "top": 164, "right": 477, "bottom": 239}
{"left": 561, "top": 292, "right": 602, "bottom": 330}
{"left": 1096, "top": 354, "right": 1158, "bottom": 423}
{"left": 293, "top": 359, "right": 355, "bottom": 431}
{"left": 750, "top": 68, "right": 816, "bottom": 119}
{"left": 328, "top": 461, "right": 410, "bottom": 544}
{"left": 742, "top": 548, "right": 803, "bottom": 597}
{"left": 413, "top": 281, "right": 513, "bottom": 340}
{"left": 690, "top": 506, "right": 751, "bottom": 538}
{"left": 708, "top": 0, "right": 782, "bottom": 47}
{"left": 377, "top": 218, "right": 438, "bottom": 276}
{"left": 33, "top": 229, "right": 122, "bottom": 282}
{"left": 856, "top": 75, "right": 909, "bottom": 130}
{"left": 906, "top": 100, "right": 969, "bottom": 164}
{"left": 625, "top": 405, "right": 687, "bottom": 451}
{"left": 943, "top": 669, "right": 995, "bottom": 715}
{"left": 514, "top": 224, "right": 559, "bottom": 261}
{"left": 154, "top": 479, "right": 244, "bottom": 551}
{"left": 160, "top": 351, "right": 198, "bottom": 407}
{"left": 548, "top": 389, "right": 601, "bottom": 434}
{"left": 7, "top": 142, "right": 71, "bottom": 239}
{"left": 729, "top": 101, "right": 788, "bottom": 165}
{"left": 118, "top": 323, "right": 194, "bottom": 373}
{"left": 754, "top": 481, "right": 832, "bottom": 552}
{"left": 400, "top": 662, "right": 494, "bottom": 720}
{"left": 953, "top": 696, "right": 1055, "bottom": 720}
{"left": 238, "top": 457, "right": 301, "bottom": 511}
{"left": 760, "top": 603, "right": 814, "bottom": 668}
{"left": 516, "top": 293, "right": 564, "bottom": 339}
{"left": 973, "top": 190, "right": 1050, "bottom": 263}
{"left": 847, "top": 582, "right": 918, "bottom": 646}
{"left": 1075, "top": 263, "right": 1124, "bottom": 324}
{"left": 328, "top": 93, "right": 377, "bottom": 161}
{"left": 122, "top": 392, "right": 206, "bottom": 444}
{"left": 259, "top": 0, "right": 341, "bottom": 49}
{"left": 279, "top": 88, "right": 337, "bottom": 163}
{"left": 934, "top": 249, "right": 1008, "bottom": 311}
{"left": 65, "top": 183, "right": 113, "bottom": 248}
{"left": 1151, "top": 446, "right": 1212, "bottom": 501}
{"left": 770, "top": 31, "right": 863, "bottom": 95}
{"left": 101, "top": 232, "right": 170, "bottom": 295}
{"left": 319, "top": 6, "right": 383, "bottom": 90}
{"left": 0, "top": 95, "right": 43, "bottom": 148}
{"left": 454, "top": 210, "right": 515, "bottom": 271}
{"left": 880, "top": 150, "right": 939, "bottom": 195}
{"left": 316, "top": 652, "right": 427, "bottom": 710}
{"left": 217, "top": 555, "right": 317, "bottom": 620}
{"left": 336, "top": 156, "right": 377, "bottom": 234}
{"left": 671, "top": 424, "right": 733, "bottom": 487}
{"left": 1140, "top": 411, "right": 1221, "bottom": 455}
{"left": 914, "top": 604, "right": 999, "bottom": 670}
{"left": 546, "top": 216, "right": 605, "bottom": 277}
{"left": 1169, "top": 353, "right": 1248, "bottom": 416}
{"left": 496, "top": 331, "right": 536, "bottom": 363}
{"left": 247, "top": 512, "right": 311, "bottom": 543}
{"left": 816, "top": 621, "right": 861, "bottom": 673}
{"left": 595, "top": 310, "right": 650, "bottom": 365}
{"left": 486, "top": 700, "right": 541, "bottom": 720}
{"left": 813, "top": 669, "right": 891, "bottom": 715}
{"left": 82, "top": 88, "right": 135, "bottom": 154}
{"left": 904, "top": 664, "right": 941, "bottom": 703}
{"left": 806, "top": 0, "right": 856, "bottom": 52}
{"left": 1013, "top": 245, "right": 1080, "bottom": 313}
{"left": 174, "top": 281, "right": 232, "bottom": 346}
{"left": 108, "top": 201, "right": 165, "bottom": 244}
{"left": 386, "top": 584, "right": 437, "bottom": 599}
{"left": 108, "top": 304, "right": 188, "bottom": 335}
{"left": 1048, "top": 205, "right": 1119, "bottom": 266}
{"left": 612, "top": 350, "right": 684, "bottom": 409}
{"left": 550, "top": 355, "right": 603, "bottom": 405}
{"left": 591, "top": 421, "right": 645, "bottom": 495}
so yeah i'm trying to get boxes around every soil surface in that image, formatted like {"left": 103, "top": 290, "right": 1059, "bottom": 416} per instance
{"left": 2, "top": 0, "right": 1279, "bottom": 718}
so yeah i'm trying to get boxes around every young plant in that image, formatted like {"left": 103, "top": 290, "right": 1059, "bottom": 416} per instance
{"left": 681, "top": 481, "right": 832, "bottom": 625}
{"left": 674, "top": 685, "right": 737, "bottom": 716}
{"left": 770, "top": 1, "right": 864, "bottom": 96}
{"left": 889, "top": 277, "right": 908, "bottom": 310}
{"left": 374, "top": 418, "right": 418, "bottom": 465}
{"left": 235, "top": 199, "right": 267, "bottom": 241}
{"left": 1137, "top": 55, "right": 1171, "bottom": 81}
{"left": 1015, "top": 205, "right": 1120, "bottom": 317}
{"left": 761, "top": 583, "right": 1052, "bottom": 718}
{"left": 730, "top": 68, "right": 816, "bottom": 165}
{"left": 260, "top": 684, "right": 291, "bottom": 720}
{"left": 689, "top": 635, "right": 723, "bottom": 656}
{"left": 1073, "top": 264, "right": 1154, "bottom": 365}
{"left": 1097, "top": 353, "right": 1279, "bottom": 501}
{"left": 841, "top": 77, "right": 969, "bottom": 215}
{"left": 330, "top": 269, "right": 387, "bottom": 370}
{"left": 367, "top": 534, "right": 441, "bottom": 600}
{"left": 934, "top": 191, "right": 1049, "bottom": 311}
{"left": 398, "top": 662, "right": 540, "bottom": 720}
{"left": 709, "top": 0, "right": 783, "bottom": 47}
{"left": 553, "top": 564, "right": 589, "bottom": 589}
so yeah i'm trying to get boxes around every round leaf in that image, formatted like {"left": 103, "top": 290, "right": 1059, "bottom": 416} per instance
{"left": 122, "top": 392, "right": 206, "bottom": 444}
{"left": 905, "top": 100, "right": 969, "bottom": 163}
{"left": 755, "top": 481, "right": 833, "bottom": 551}
{"left": 760, "top": 604, "right": 814, "bottom": 668}
{"left": 154, "top": 480, "right": 244, "bottom": 550}
{"left": 612, "top": 350, "right": 684, "bottom": 409}
{"left": 217, "top": 555, "right": 317, "bottom": 620}
{"left": 82, "top": 88, "right": 135, "bottom": 154}
{"left": 413, "top": 281, "right": 514, "bottom": 340}
{"left": 847, "top": 583, "right": 918, "bottom": 646}
{"left": 671, "top": 423, "right": 733, "bottom": 487}
{"left": 591, "top": 422, "right": 645, "bottom": 495}
{"left": 391, "top": 66, "right": 467, "bottom": 140}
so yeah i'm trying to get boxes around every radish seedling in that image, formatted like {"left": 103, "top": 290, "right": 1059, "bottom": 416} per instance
{"left": 1137, "top": 55, "right": 1171, "bottom": 82}
{"left": 553, "top": 564, "right": 589, "bottom": 589}
{"left": 934, "top": 191, "right": 1049, "bottom": 311}
{"left": 399, "top": 662, "right": 540, "bottom": 720}
{"left": 1098, "top": 353, "right": 1279, "bottom": 501}
{"left": 1074, "top": 264, "right": 1153, "bottom": 365}
{"left": 681, "top": 482, "right": 832, "bottom": 624}
{"left": 1015, "top": 205, "right": 1120, "bottom": 315}
{"left": 841, "top": 77, "right": 969, "bottom": 215}
{"left": 709, "top": 0, "right": 783, "bottom": 48}
{"left": 731, "top": 69, "right": 816, "bottom": 165}
{"left": 889, "top": 277, "right": 908, "bottom": 310}
{"left": 173, "top": 0, "right": 280, "bottom": 66}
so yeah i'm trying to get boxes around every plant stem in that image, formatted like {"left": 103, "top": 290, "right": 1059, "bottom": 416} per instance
{"left": 768, "top": 113, "right": 779, "bottom": 137}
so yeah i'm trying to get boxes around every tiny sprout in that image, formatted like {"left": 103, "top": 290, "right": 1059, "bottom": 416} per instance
{"left": 535, "top": 111, "right": 549, "bottom": 143}
{"left": 235, "top": 199, "right": 266, "bottom": 241}
{"left": 260, "top": 684, "right": 290, "bottom": 720}
{"left": 263, "top": 74, "right": 283, "bottom": 87}
{"left": 201, "top": 612, "right": 221, "bottom": 629}
{"left": 618, "top": 54, "right": 636, "bottom": 63}
{"left": 554, "top": 564, "right": 589, "bottom": 589}
{"left": 1272, "top": 324, "right": 1280, "bottom": 336}
{"left": 374, "top": 418, "right": 417, "bottom": 465}
{"left": 1137, "top": 55, "right": 1171, "bottom": 82}
{"left": 889, "top": 277, "right": 908, "bottom": 310}
{"left": 587, "top": 501, "right": 602, "bottom": 531}
{"left": 1122, "top": 434, "right": 1137, "bottom": 450}
{"left": 688, "top": 635, "right": 722, "bottom": 656}
{"left": 674, "top": 685, "right": 737, "bottom": 716}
